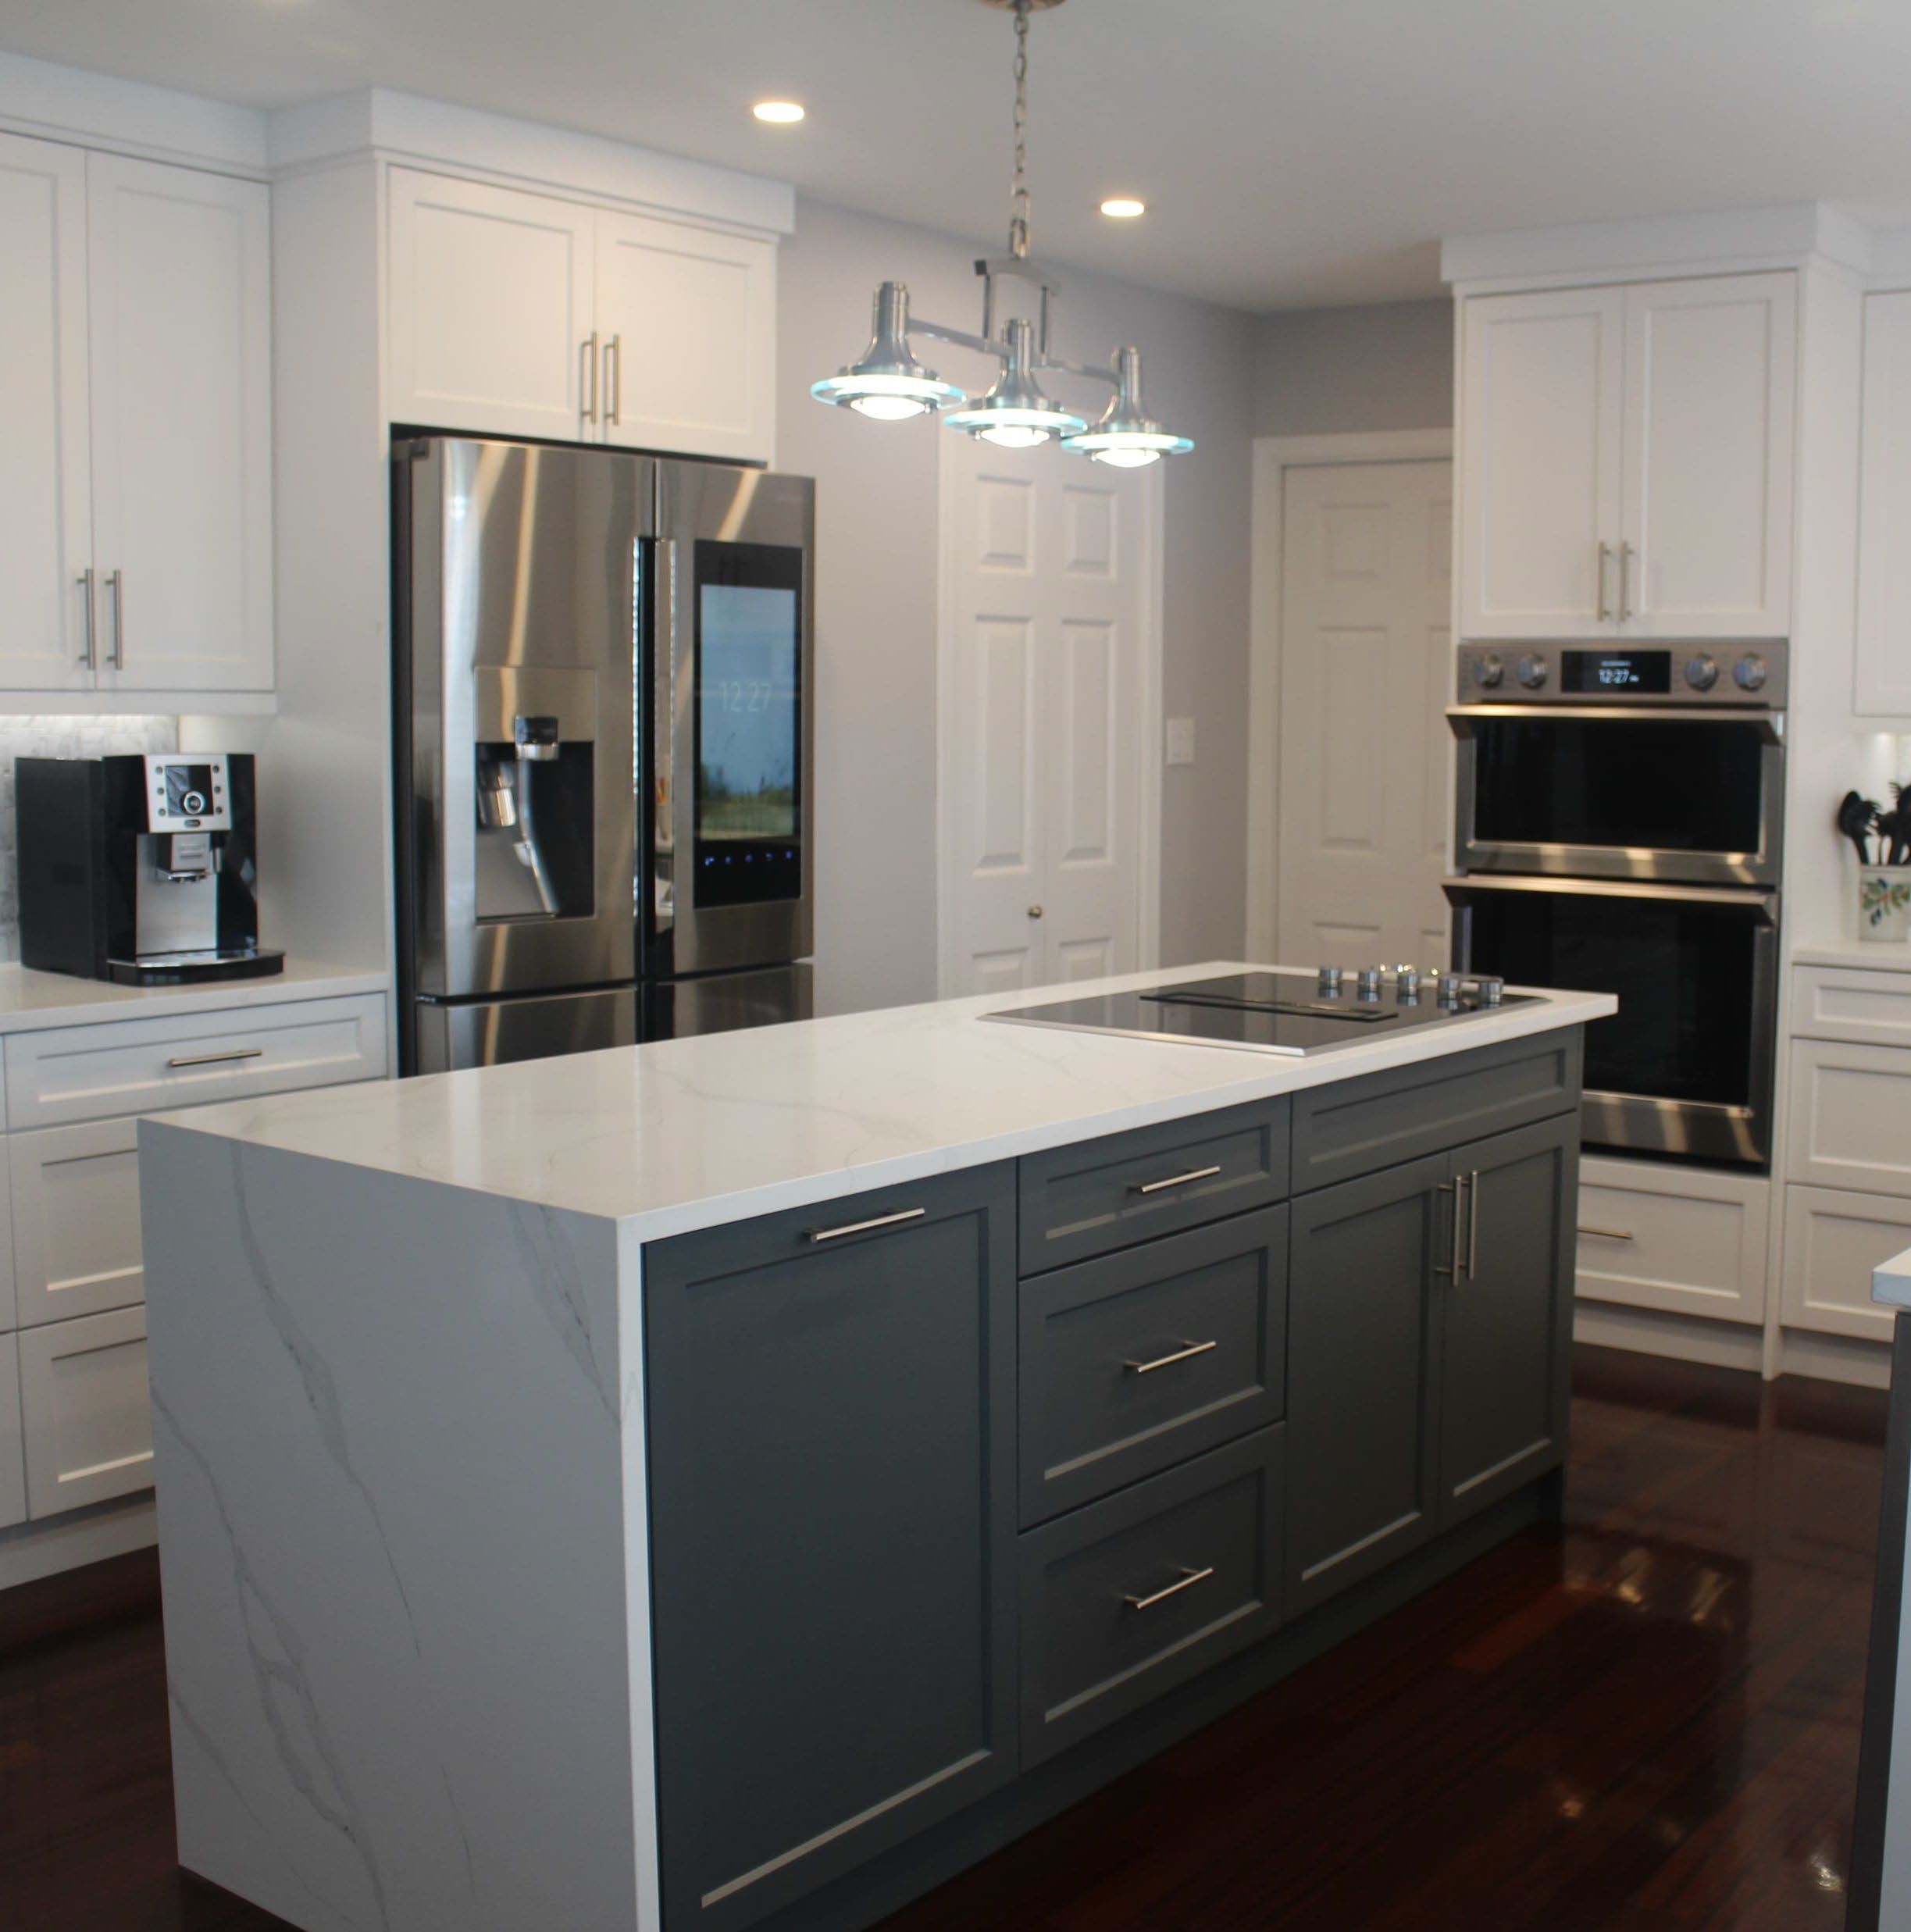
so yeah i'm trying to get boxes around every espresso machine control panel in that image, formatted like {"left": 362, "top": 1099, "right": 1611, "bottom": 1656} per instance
{"left": 143, "top": 754, "right": 234, "bottom": 832}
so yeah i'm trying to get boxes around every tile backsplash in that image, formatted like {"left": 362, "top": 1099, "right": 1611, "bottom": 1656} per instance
{"left": 0, "top": 717, "right": 177, "bottom": 964}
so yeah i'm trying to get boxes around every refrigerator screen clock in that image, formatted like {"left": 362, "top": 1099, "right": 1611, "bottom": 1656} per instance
{"left": 1562, "top": 650, "right": 1670, "bottom": 694}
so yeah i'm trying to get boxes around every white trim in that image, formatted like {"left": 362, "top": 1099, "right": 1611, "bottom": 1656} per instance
{"left": 1246, "top": 430, "right": 1454, "bottom": 960}
{"left": 0, "top": 51, "right": 267, "bottom": 176}
{"left": 935, "top": 440, "right": 1164, "bottom": 998}
{"left": 0, "top": 1492, "right": 155, "bottom": 1594}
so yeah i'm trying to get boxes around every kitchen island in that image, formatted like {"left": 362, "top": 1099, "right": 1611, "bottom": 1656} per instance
{"left": 138, "top": 964, "right": 1613, "bottom": 1932}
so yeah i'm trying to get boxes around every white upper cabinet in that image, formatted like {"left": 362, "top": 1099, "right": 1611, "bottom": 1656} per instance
{"left": 1620, "top": 274, "right": 1795, "bottom": 640}
{"left": 387, "top": 169, "right": 597, "bottom": 443}
{"left": 0, "top": 133, "right": 92, "bottom": 693}
{"left": 1855, "top": 290, "right": 1911, "bottom": 717}
{"left": 1460, "top": 272, "right": 1796, "bottom": 640}
{"left": 1460, "top": 285, "right": 1624, "bottom": 640}
{"left": 87, "top": 154, "right": 274, "bottom": 693}
{"left": 387, "top": 169, "right": 777, "bottom": 463}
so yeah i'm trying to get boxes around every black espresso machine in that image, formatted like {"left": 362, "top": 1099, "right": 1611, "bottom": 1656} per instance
{"left": 16, "top": 754, "right": 283, "bottom": 985}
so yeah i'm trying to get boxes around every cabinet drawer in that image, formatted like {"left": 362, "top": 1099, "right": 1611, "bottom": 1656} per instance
{"left": 1779, "top": 1185, "right": 1910, "bottom": 1343}
{"left": 1018, "top": 1100, "right": 1289, "bottom": 1274}
{"left": 4, "top": 993, "right": 387, "bottom": 1130}
{"left": 1791, "top": 964, "right": 1911, "bottom": 1047}
{"left": 17, "top": 1304, "right": 151, "bottom": 1517}
{"left": 1785, "top": 1037, "right": 1911, "bottom": 1196}
{"left": 1574, "top": 1156, "right": 1768, "bottom": 1325}
{"left": 1291, "top": 1031, "right": 1582, "bottom": 1196}
{"left": 10, "top": 1120, "right": 144, "bottom": 1326}
{"left": 1019, "top": 1426, "right": 1282, "bottom": 1766}
{"left": 1019, "top": 1207, "right": 1286, "bottom": 1526}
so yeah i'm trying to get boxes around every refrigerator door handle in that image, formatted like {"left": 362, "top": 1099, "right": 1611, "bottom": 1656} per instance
{"left": 652, "top": 536, "right": 679, "bottom": 937}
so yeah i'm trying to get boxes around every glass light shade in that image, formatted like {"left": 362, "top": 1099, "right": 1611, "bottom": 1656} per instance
{"left": 1086, "top": 445, "right": 1161, "bottom": 467}
{"left": 1061, "top": 346, "right": 1193, "bottom": 462}
{"left": 850, "top": 392, "right": 932, "bottom": 421}
{"left": 811, "top": 283, "right": 966, "bottom": 418}
{"left": 944, "top": 316, "right": 1086, "bottom": 444}
{"left": 978, "top": 422, "right": 1054, "bottom": 448}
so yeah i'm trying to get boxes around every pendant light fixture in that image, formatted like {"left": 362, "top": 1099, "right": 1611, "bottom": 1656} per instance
{"left": 809, "top": 0, "right": 1194, "bottom": 465}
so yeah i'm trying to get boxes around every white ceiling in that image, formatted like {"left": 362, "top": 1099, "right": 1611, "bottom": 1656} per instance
{"left": 5, "top": 0, "right": 1911, "bottom": 311}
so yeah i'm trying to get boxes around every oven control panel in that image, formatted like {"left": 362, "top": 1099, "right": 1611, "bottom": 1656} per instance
{"left": 1456, "top": 642, "right": 1787, "bottom": 708}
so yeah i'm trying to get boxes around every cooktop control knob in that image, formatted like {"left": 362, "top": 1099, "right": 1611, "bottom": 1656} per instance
{"left": 1735, "top": 654, "right": 1769, "bottom": 693}
{"left": 1477, "top": 976, "right": 1506, "bottom": 1007}
{"left": 1396, "top": 965, "right": 1421, "bottom": 1000}
{"left": 1685, "top": 654, "right": 1720, "bottom": 691}
{"left": 1517, "top": 653, "right": 1549, "bottom": 690}
{"left": 1317, "top": 964, "right": 1342, "bottom": 996}
{"left": 1437, "top": 973, "right": 1464, "bottom": 1005}
{"left": 1356, "top": 966, "right": 1383, "bottom": 998}
{"left": 1472, "top": 653, "right": 1505, "bottom": 690}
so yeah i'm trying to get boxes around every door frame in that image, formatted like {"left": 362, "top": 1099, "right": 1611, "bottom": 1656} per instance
{"left": 1246, "top": 430, "right": 1455, "bottom": 961}
{"left": 935, "top": 432, "right": 1166, "bottom": 998}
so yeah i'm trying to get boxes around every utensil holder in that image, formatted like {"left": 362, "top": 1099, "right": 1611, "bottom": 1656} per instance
{"left": 1859, "top": 864, "right": 1911, "bottom": 940}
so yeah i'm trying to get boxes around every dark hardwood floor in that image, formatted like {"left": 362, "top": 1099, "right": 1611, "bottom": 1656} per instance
{"left": 0, "top": 1344, "right": 1886, "bottom": 1931}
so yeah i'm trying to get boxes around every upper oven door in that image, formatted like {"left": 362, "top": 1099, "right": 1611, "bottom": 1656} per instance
{"left": 1450, "top": 705, "right": 1785, "bottom": 888}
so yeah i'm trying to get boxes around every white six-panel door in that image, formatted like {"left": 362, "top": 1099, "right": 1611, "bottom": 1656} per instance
{"left": 1276, "top": 460, "right": 1453, "bottom": 971}
{"left": 939, "top": 433, "right": 1160, "bottom": 996}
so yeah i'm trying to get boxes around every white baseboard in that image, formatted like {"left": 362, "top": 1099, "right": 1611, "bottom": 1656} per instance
{"left": 0, "top": 1492, "right": 155, "bottom": 1595}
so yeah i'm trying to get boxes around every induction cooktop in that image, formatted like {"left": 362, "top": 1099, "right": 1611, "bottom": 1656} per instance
{"left": 982, "top": 968, "right": 1537, "bottom": 1058}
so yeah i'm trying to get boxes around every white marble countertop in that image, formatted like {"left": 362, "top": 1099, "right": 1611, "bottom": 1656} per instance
{"left": 149, "top": 962, "right": 1614, "bottom": 1239}
{"left": 1874, "top": 1245, "right": 1911, "bottom": 1310}
{"left": 0, "top": 958, "right": 390, "bottom": 1034}
{"left": 1793, "top": 943, "right": 1911, "bottom": 974}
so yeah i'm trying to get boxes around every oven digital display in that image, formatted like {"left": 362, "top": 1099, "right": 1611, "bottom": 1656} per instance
{"left": 1562, "top": 650, "right": 1671, "bottom": 693}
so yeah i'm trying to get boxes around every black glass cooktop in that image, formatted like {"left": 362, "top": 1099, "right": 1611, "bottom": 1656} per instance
{"left": 983, "top": 971, "right": 1536, "bottom": 1058}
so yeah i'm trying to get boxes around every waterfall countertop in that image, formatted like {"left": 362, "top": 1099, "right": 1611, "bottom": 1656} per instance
{"left": 145, "top": 962, "right": 1615, "bottom": 1239}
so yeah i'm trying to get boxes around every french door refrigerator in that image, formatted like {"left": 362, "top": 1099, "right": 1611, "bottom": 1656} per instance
{"left": 394, "top": 436, "right": 815, "bottom": 1075}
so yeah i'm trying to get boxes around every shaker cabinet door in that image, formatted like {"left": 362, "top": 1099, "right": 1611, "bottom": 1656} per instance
{"left": 10, "top": 1118, "right": 144, "bottom": 1328}
{"left": 17, "top": 1305, "right": 152, "bottom": 1517}
{"left": 0, "top": 1336, "right": 25, "bottom": 1532}
{"left": 644, "top": 1164, "right": 1018, "bottom": 1932}
{"left": 86, "top": 153, "right": 274, "bottom": 693}
{"left": 1437, "top": 1115, "right": 1577, "bottom": 1527}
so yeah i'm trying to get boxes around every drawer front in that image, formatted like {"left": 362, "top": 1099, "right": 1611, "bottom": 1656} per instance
{"left": 1779, "top": 1185, "right": 1911, "bottom": 1343}
{"left": 1786, "top": 1038, "right": 1911, "bottom": 1196}
{"left": 17, "top": 1304, "right": 152, "bottom": 1517}
{"left": 1290, "top": 1031, "right": 1582, "bottom": 1196}
{"left": 10, "top": 1120, "right": 144, "bottom": 1326}
{"left": 1574, "top": 1156, "right": 1769, "bottom": 1325}
{"left": 1018, "top": 1425, "right": 1283, "bottom": 1766}
{"left": 0, "top": 1335, "right": 23, "bottom": 1531}
{"left": 1019, "top": 1207, "right": 1286, "bottom": 1526}
{"left": 1791, "top": 964, "right": 1911, "bottom": 1047}
{"left": 4, "top": 993, "right": 387, "bottom": 1130}
{"left": 1018, "top": 1100, "right": 1289, "bottom": 1274}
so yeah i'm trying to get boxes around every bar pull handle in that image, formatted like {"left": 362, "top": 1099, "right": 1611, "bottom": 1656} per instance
{"left": 580, "top": 332, "right": 599, "bottom": 425}
{"left": 804, "top": 1206, "right": 926, "bottom": 1245}
{"left": 1123, "top": 1565, "right": 1215, "bottom": 1613}
{"left": 1596, "top": 541, "right": 1611, "bottom": 622}
{"left": 1578, "top": 1224, "right": 1635, "bottom": 1242}
{"left": 167, "top": 1046, "right": 264, "bottom": 1069}
{"left": 106, "top": 569, "right": 124, "bottom": 669}
{"left": 1618, "top": 541, "right": 1635, "bottom": 623}
{"left": 604, "top": 333, "right": 622, "bottom": 426}
{"left": 77, "top": 568, "right": 95, "bottom": 668}
{"left": 1124, "top": 1338, "right": 1219, "bottom": 1377}
{"left": 1437, "top": 1175, "right": 1466, "bottom": 1278}
{"left": 1132, "top": 1164, "right": 1222, "bottom": 1196}
{"left": 1467, "top": 1167, "right": 1481, "bottom": 1279}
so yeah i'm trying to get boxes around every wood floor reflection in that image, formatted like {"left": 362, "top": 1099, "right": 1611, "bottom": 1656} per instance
{"left": 0, "top": 1346, "right": 1884, "bottom": 1931}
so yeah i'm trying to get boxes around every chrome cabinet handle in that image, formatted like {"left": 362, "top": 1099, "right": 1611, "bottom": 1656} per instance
{"left": 77, "top": 568, "right": 95, "bottom": 668}
{"left": 604, "top": 333, "right": 622, "bottom": 426}
{"left": 1579, "top": 1224, "right": 1635, "bottom": 1242}
{"left": 1467, "top": 1167, "right": 1481, "bottom": 1279}
{"left": 1123, "top": 1565, "right": 1215, "bottom": 1612}
{"left": 167, "top": 1046, "right": 264, "bottom": 1069}
{"left": 1618, "top": 541, "right": 1634, "bottom": 622}
{"left": 1132, "top": 1164, "right": 1221, "bottom": 1196}
{"left": 106, "top": 569, "right": 123, "bottom": 668}
{"left": 1124, "top": 1338, "right": 1218, "bottom": 1377}
{"left": 580, "top": 333, "right": 599, "bottom": 424}
{"left": 1597, "top": 541, "right": 1611, "bottom": 622}
{"left": 804, "top": 1206, "right": 925, "bottom": 1245}
{"left": 1027, "top": 904, "right": 1044, "bottom": 920}
{"left": 1438, "top": 1175, "right": 1466, "bottom": 1278}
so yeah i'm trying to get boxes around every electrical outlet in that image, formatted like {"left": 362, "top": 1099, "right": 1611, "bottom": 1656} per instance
{"left": 1165, "top": 717, "right": 1196, "bottom": 767}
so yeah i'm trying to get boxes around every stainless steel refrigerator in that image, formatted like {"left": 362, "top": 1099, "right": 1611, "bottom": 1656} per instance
{"left": 394, "top": 436, "right": 815, "bottom": 1074}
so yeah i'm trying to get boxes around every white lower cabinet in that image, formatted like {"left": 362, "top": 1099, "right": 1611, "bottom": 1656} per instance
{"left": 1574, "top": 1157, "right": 1769, "bottom": 1324}
{"left": 16, "top": 1304, "right": 151, "bottom": 1517}
{"left": 1786, "top": 1037, "right": 1911, "bottom": 1195}
{"left": 0, "top": 1335, "right": 24, "bottom": 1530}
{"left": 1780, "top": 1185, "right": 1911, "bottom": 1344}
{"left": 9, "top": 1118, "right": 142, "bottom": 1326}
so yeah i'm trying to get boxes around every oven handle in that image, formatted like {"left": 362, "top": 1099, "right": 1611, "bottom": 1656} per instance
{"left": 1446, "top": 704, "right": 1783, "bottom": 743}
{"left": 1442, "top": 874, "right": 1778, "bottom": 920}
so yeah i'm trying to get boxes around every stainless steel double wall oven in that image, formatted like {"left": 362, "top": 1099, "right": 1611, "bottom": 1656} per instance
{"left": 394, "top": 437, "right": 815, "bottom": 1074}
{"left": 1446, "top": 642, "right": 1788, "bottom": 1168}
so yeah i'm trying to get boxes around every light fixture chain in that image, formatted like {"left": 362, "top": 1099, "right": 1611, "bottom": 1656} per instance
{"left": 1009, "top": 0, "right": 1031, "bottom": 258}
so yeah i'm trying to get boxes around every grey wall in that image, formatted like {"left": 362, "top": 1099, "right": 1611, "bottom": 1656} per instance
{"left": 779, "top": 198, "right": 1257, "bottom": 1018}
{"left": 1252, "top": 298, "right": 1453, "bottom": 439}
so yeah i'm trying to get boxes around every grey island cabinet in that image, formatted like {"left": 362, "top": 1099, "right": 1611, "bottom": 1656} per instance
{"left": 136, "top": 964, "right": 1608, "bottom": 1932}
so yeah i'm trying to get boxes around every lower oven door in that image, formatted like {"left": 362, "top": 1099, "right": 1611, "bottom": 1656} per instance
{"left": 1444, "top": 875, "right": 1779, "bottom": 1169}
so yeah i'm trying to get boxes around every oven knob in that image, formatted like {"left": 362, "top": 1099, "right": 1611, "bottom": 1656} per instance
{"left": 1471, "top": 653, "right": 1505, "bottom": 690}
{"left": 1685, "top": 654, "right": 1720, "bottom": 691}
{"left": 1734, "top": 654, "right": 1768, "bottom": 693}
{"left": 1516, "top": 653, "right": 1549, "bottom": 690}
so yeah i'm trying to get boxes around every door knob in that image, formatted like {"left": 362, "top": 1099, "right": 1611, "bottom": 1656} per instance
{"left": 1027, "top": 904, "right": 1044, "bottom": 919}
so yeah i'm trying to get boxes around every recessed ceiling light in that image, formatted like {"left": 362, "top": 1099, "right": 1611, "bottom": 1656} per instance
{"left": 1100, "top": 197, "right": 1146, "bottom": 219}
{"left": 753, "top": 100, "right": 805, "bottom": 125}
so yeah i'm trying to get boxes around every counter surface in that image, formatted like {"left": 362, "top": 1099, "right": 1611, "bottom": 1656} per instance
{"left": 0, "top": 958, "right": 389, "bottom": 1032}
